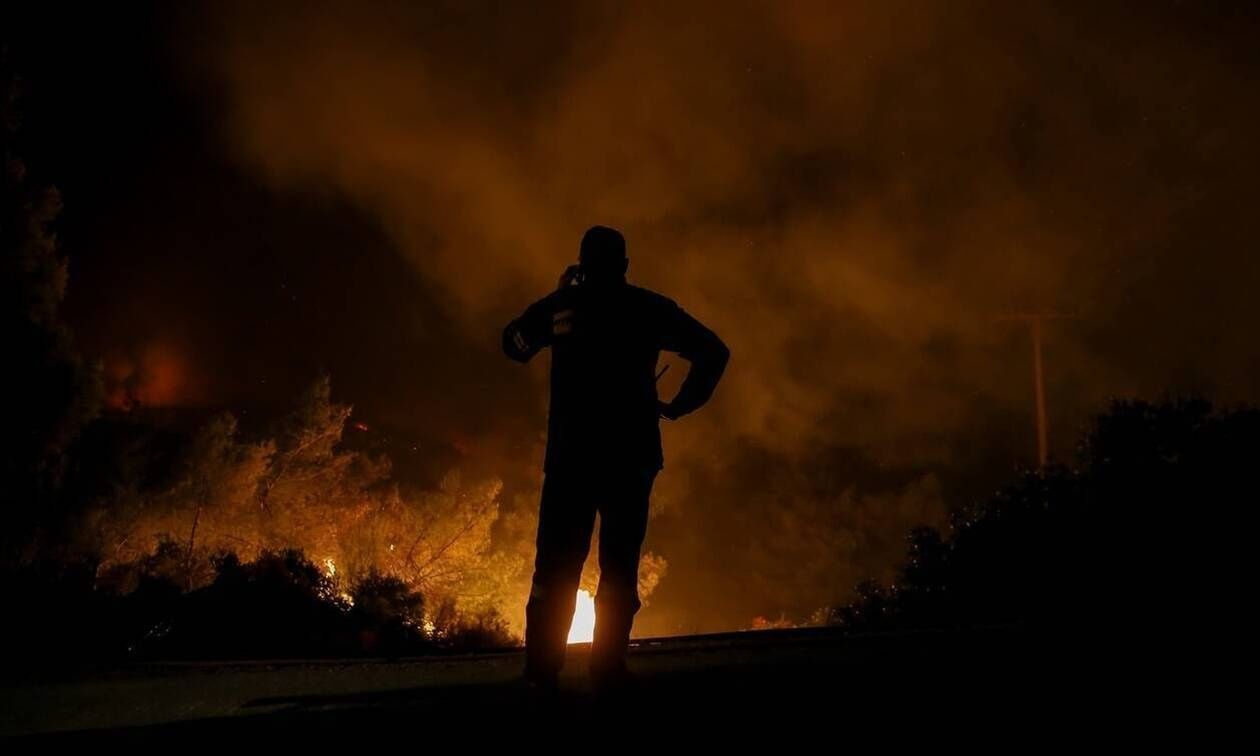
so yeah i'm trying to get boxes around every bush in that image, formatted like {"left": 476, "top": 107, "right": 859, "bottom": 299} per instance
{"left": 831, "top": 399, "right": 1257, "bottom": 638}
{"left": 0, "top": 549, "right": 521, "bottom": 668}
{"left": 349, "top": 571, "right": 429, "bottom": 658}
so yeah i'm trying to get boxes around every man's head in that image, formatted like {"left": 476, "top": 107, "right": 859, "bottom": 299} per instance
{"left": 579, "top": 225, "right": 628, "bottom": 284}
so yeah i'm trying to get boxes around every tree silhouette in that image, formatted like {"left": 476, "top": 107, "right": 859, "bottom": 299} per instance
{"left": 0, "top": 52, "right": 102, "bottom": 562}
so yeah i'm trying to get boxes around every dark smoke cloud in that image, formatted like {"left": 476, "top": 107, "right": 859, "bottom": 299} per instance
{"left": 178, "top": 0, "right": 1259, "bottom": 630}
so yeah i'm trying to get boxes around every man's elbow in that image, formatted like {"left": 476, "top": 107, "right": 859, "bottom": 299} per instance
{"left": 711, "top": 337, "right": 731, "bottom": 372}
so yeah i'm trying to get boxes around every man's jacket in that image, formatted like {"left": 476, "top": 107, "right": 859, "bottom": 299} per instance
{"left": 503, "top": 282, "right": 729, "bottom": 473}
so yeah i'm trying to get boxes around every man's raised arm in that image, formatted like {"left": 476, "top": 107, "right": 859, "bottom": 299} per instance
{"left": 659, "top": 303, "right": 730, "bottom": 420}
{"left": 502, "top": 297, "right": 553, "bottom": 363}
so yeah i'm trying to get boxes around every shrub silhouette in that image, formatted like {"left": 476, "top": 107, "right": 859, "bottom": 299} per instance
{"left": 130, "top": 550, "right": 354, "bottom": 659}
{"left": 429, "top": 596, "right": 515, "bottom": 651}
{"left": 832, "top": 399, "right": 1256, "bottom": 637}
{"left": 349, "top": 571, "right": 428, "bottom": 657}
{"left": 0, "top": 549, "right": 520, "bottom": 666}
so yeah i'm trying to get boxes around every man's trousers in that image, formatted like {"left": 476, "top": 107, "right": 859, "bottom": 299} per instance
{"left": 524, "top": 467, "right": 658, "bottom": 680}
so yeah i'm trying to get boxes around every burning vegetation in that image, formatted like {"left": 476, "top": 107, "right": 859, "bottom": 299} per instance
{"left": 78, "top": 375, "right": 668, "bottom": 643}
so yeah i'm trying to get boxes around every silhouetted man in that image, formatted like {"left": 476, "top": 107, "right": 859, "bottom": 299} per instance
{"left": 503, "top": 226, "right": 729, "bottom": 689}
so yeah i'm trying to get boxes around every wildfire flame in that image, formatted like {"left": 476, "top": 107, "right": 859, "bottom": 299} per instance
{"left": 567, "top": 590, "right": 596, "bottom": 644}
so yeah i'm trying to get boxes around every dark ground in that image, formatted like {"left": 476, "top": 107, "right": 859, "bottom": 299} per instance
{"left": 0, "top": 627, "right": 1194, "bottom": 744}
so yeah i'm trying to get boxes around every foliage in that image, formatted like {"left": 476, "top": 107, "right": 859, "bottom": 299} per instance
{"left": 85, "top": 376, "right": 510, "bottom": 624}
{"left": 0, "top": 51, "right": 102, "bottom": 561}
{"left": 0, "top": 549, "right": 522, "bottom": 665}
{"left": 830, "top": 399, "right": 1256, "bottom": 634}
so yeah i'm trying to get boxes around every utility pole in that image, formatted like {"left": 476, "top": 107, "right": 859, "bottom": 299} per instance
{"left": 998, "top": 311, "right": 1075, "bottom": 468}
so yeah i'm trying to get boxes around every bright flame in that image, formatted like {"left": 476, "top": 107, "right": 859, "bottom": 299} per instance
{"left": 567, "top": 590, "right": 596, "bottom": 644}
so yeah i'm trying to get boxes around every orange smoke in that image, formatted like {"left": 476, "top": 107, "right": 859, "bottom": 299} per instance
{"left": 105, "top": 342, "right": 195, "bottom": 410}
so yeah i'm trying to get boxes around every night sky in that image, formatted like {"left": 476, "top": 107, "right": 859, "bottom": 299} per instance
{"left": 5, "top": 0, "right": 1259, "bottom": 632}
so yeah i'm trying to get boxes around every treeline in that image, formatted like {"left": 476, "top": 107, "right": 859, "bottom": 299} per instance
{"left": 0, "top": 372, "right": 531, "bottom": 666}
{"left": 831, "top": 398, "right": 1252, "bottom": 638}
{"left": 70, "top": 376, "right": 522, "bottom": 613}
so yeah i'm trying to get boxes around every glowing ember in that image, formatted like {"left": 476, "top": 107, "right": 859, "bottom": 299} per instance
{"left": 567, "top": 590, "right": 596, "bottom": 644}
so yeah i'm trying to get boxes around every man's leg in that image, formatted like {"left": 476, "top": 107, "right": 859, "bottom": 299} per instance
{"left": 524, "top": 472, "right": 596, "bottom": 683}
{"left": 591, "top": 469, "right": 657, "bottom": 680}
